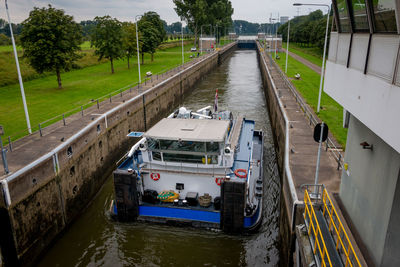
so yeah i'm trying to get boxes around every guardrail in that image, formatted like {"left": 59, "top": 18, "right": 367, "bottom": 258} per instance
{"left": 3, "top": 52, "right": 215, "bottom": 151}
{"left": 304, "top": 187, "right": 333, "bottom": 267}
{"left": 302, "top": 184, "right": 361, "bottom": 267}
{"left": 266, "top": 53, "right": 344, "bottom": 170}
{"left": 322, "top": 188, "right": 361, "bottom": 267}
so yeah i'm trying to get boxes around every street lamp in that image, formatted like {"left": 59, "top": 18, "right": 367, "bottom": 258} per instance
{"left": 293, "top": 3, "right": 330, "bottom": 113}
{"left": 135, "top": 15, "right": 142, "bottom": 86}
{"left": 5, "top": 0, "right": 31, "bottom": 134}
{"left": 285, "top": 18, "right": 291, "bottom": 73}
{"left": 181, "top": 20, "right": 184, "bottom": 65}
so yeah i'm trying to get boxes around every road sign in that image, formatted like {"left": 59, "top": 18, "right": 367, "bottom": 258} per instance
{"left": 313, "top": 123, "right": 329, "bottom": 143}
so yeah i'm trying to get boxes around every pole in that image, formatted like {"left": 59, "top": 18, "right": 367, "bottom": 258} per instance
{"left": 275, "top": 21, "right": 278, "bottom": 58}
{"left": 317, "top": 7, "right": 330, "bottom": 113}
{"left": 181, "top": 21, "right": 184, "bottom": 65}
{"left": 285, "top": 19, "right": 290, "bottom": 73}
{"left": 0, "top": 136, "right": 9, "bottom": 174}
{"left": 135, "top": 15, "right": 142, "bottom": 85}
{"left": 200, "top": 26, "right": 203, "bottom": 54}
{"left": 314, "top": 122, "right": 324, "bottom": 194}
{"left": 5, "top": 0, "right": 31, "bottom": 134}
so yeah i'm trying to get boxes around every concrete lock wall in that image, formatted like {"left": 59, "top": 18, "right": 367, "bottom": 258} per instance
{"left": 340, "top": 114, "right": 400, "bottom": 266}
{"left": 256, "top": 41, "right": 295, "bottom": 267}
{"left": 0, "top": 42, "right": 237, "bottom": 266}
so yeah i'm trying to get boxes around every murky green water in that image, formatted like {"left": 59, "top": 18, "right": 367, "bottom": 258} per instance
{"left": 38, "top": 50, "right": 281, "bottom": 267}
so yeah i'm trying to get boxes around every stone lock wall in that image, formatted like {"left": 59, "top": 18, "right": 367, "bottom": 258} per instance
{"left": 0, "top": 42, "right": 236, "bottom": 266}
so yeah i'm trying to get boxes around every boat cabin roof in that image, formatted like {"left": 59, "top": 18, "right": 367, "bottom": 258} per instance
{"left": 144, "top": 118, "right": 229, "bottom": 142}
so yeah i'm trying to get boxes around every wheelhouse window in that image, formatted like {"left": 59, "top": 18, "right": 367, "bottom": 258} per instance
{"left": 159, "top": 140, "right": 206, "bottom": 153}
{"left": 337, "top": 0, "right": 351, "bottom": 32}
{"left": 163, "top": 153, "right": 204, "bottom": 164}
{"left": 351, "top": 0, "right": 369, "bottom": 31}
{"left": 371, "top": 0, "right": 397, "bottom": 32}
{"left": 152, "top": 152, "right": 162, "bottom": 161}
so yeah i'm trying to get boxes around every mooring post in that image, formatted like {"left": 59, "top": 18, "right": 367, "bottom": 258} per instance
{"left": 7, "top": 136, "right": 12, "bottom": 152}
{"left": 81, "top": 106, "right": 83, "bottom": 117}
{"left": 109, "top": 94, "right": 112, "bottom": 103}
{"left": 120, "top": 89, "right": 122, "bottom": 97}
{"left": 97, "top": 99, "right": 99, "bottom": 109}
{"left": 39, "top": 123, "right": 42, "bottom": 137}
{"left": 62, "top": 114, "right": 66, "bottom": 126}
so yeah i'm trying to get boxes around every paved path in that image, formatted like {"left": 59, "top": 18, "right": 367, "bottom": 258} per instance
{"left": 282, "top": 48, "right": 322, "bottom": 75}
{"left": 0, "top": 50, "right": 219, "bottom": 179}
{"left": 261, "top": 49, "right": 340, "bottom": 199}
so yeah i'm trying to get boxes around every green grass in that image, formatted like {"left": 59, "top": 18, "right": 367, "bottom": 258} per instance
{"left": 0, "top": 41, "right": 93, "bottom": 52}
{"left": 273, "top": 51, "right": 347, "bottom": 147}
{"left": 0, "top": 42, "right": 196, "bottom": 142}
{"left": 283, "top": 42, "right": 323, "bottom": 67}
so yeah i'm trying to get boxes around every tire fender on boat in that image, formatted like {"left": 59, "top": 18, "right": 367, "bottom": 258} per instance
{"left": 234, "top": 169, "right": 247, "bottom": 178}
{"left": 150, "top": 173, "right": 160, "bottom": 181}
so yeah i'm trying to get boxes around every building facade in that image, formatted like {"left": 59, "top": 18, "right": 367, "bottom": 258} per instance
{"left": 324, "top": 1, "right": 400, "bottom": 266}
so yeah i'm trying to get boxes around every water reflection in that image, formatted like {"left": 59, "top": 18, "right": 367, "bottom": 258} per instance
{"left": 38, "top": 50, "right": 280, "bottom": 267}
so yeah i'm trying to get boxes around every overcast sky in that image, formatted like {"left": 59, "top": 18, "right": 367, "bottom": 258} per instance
{"left": 1, "top": 0, "right": 331, "bottom": 24}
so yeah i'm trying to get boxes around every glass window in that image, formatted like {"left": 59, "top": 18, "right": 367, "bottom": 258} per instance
{"left": 351, "top": 0, "right": 369, "bottom": 31}
{"left": 337, "top": 0, "right": 351, "bottom": 32}
{"left": 148, "top": 138, "right": 159, "bottom": 150}
{"left": 372, "top": 0, "right": 397, "bottom": 32}
{"left": 159, "top": 140, "right": 205, "bottom": 153}
{"left": 206, "top": 142, "right": 220, "bottom": 153}
{"left": 163, "top": 153, "right": 203, "bottom": 164}
{"left": 152, "top": 152, "right": 162, "bottom": 161}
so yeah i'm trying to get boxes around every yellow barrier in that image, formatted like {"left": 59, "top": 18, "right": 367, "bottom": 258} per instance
{"left": 304, "top": 189, "right": 333, "bottom": 267}
{"left": 322, "top": 189, "right": 361, "bottom": 267}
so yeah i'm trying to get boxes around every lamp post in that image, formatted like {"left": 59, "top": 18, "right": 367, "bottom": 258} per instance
{"left": 135, "top": 15, "right": 142, "bottom": 85}
{"left": 285, "top": 18, "right": 291, "bottom": 73}
{"left": 5, "top": 0, "right": 31, "bottom": 134}
{"left": 294, "top": 3, "right": 330, "bottom": 113}
{"left": 181, "top": 20, "right": 184, "bottom": 65}
{"left": 270, "top": 18, "right": 277, "bottom": 58}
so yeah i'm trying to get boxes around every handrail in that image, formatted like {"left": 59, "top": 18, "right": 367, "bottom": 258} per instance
{"left": 304, "top": 189, "right": 333, "bottom": 267}
{"left": 322, "top": 189, "right": 361, "bottom": 267}
{"left": 267, "top": 53, "right": 344, "bottom": 170}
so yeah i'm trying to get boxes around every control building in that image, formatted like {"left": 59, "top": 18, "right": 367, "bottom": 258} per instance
{"left": 325, "top": 1, "right": 400, "bottom": 266}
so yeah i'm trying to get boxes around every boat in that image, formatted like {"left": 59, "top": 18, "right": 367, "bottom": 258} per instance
{"left": 110, "top": 94, "right": 264, "bottom": 233}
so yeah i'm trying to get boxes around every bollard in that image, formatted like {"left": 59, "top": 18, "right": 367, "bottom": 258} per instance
{"left": 39, "top": 124, "right": 43, "bottom": 137}
{"left": 8, "top": 136, "right": 12, "bottom": 152}
{"left": 325, "top": 141, "right": 329, "bottom": 152}
{"left": 81, "top": 106, "right": 84, "bottom": 117}
{"left": 63, "top": 114, "right": 66, "bottom": 126}
{"left": 97, "top": 99, "right": 99, "bottom": 109}
{"left": 110, "top": 94, "right": 112, "bottom": 103}
{"left": 120, "top": 89, "right": 122, "bottom": 97}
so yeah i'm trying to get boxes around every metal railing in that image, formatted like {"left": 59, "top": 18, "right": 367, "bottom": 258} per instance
{"left": 304, "top": 187, "right": 333, "bottom": 267}
{"left": 266, "top": 52, "right": 344, "bottom": 170}
{"left": 2, "top": 51, "right": 216, "bottom": 151}
{"left": 322, "top": 188, "right": 361, "bottom": 267}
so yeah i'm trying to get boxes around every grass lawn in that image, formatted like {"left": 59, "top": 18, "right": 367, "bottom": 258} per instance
{"left": 273, "top": 51, "right": 347, "bottom": 147}
{"left": 0, "top": 42, "right": 196, "bottom": 142}
{"left": 283, "top": 42, "right": 323, "bottom": 67}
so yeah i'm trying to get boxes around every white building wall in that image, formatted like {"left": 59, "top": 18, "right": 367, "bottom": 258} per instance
{"left": 340, "top": 115, "right": 400, "bottom": 265}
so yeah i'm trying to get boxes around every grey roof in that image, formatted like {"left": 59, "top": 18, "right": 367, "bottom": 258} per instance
{"left": 144, "top": 118, "right": 229, "bottom": 142}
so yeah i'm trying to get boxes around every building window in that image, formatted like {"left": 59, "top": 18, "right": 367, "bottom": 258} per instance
{"left": 371, "top": 0, "right": 397, "bottom": 32}
{"left": 337, "top": 0, "right": 351, "bottom": 32}
{"left": 351, "top": 0, "right": 369, "bottom": 31}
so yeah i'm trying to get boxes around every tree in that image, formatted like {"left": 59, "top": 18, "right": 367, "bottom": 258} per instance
{"left": 91, "top": 16, "right": 124, "bottom": 74}
{"left": 138, "top": 20, "right": 159, "bottom": 63}
{"left": 173, "top": 0, "right": 207, "bottom": 47}
{"left": 122, "top": 22, "right": 138, "bottom": 69}
{"left": 20, "top": 5, "right": 82, "bottom": 89}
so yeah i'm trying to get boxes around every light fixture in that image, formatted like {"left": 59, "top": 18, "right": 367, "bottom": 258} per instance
{"left": 360, "top": 141, "right": 373, "bottom": 150}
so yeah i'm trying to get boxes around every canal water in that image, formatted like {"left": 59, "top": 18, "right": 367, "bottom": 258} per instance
{"left": 38, "top": 50, "right": 281, "bottom": 266}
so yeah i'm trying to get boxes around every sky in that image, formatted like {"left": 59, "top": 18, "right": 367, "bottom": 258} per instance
{"left": 1, "top": 0, "right": 331, "bottom": 24}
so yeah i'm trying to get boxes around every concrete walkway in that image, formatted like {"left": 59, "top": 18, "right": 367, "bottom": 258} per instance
{"left": 282, "top": 48, "right": 321, "bottom": 75}
{"left": 262, "top": 50, "right": 340, "bottom": 199}
{"left": 0, "top": 51, "right": 217, "bottom": 179}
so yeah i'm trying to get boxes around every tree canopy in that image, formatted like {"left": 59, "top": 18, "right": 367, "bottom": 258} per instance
{"left": 138, "top": 12, "right": 166, "bottom": 63}
{"left": 20, "top": 5, "right": 82, "bottom": 89}
{"left": 122, "top": 22, "right": 138, "bottom": 69}
{"left": 91, "top": 16, "right": 124, "bottom": 74}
